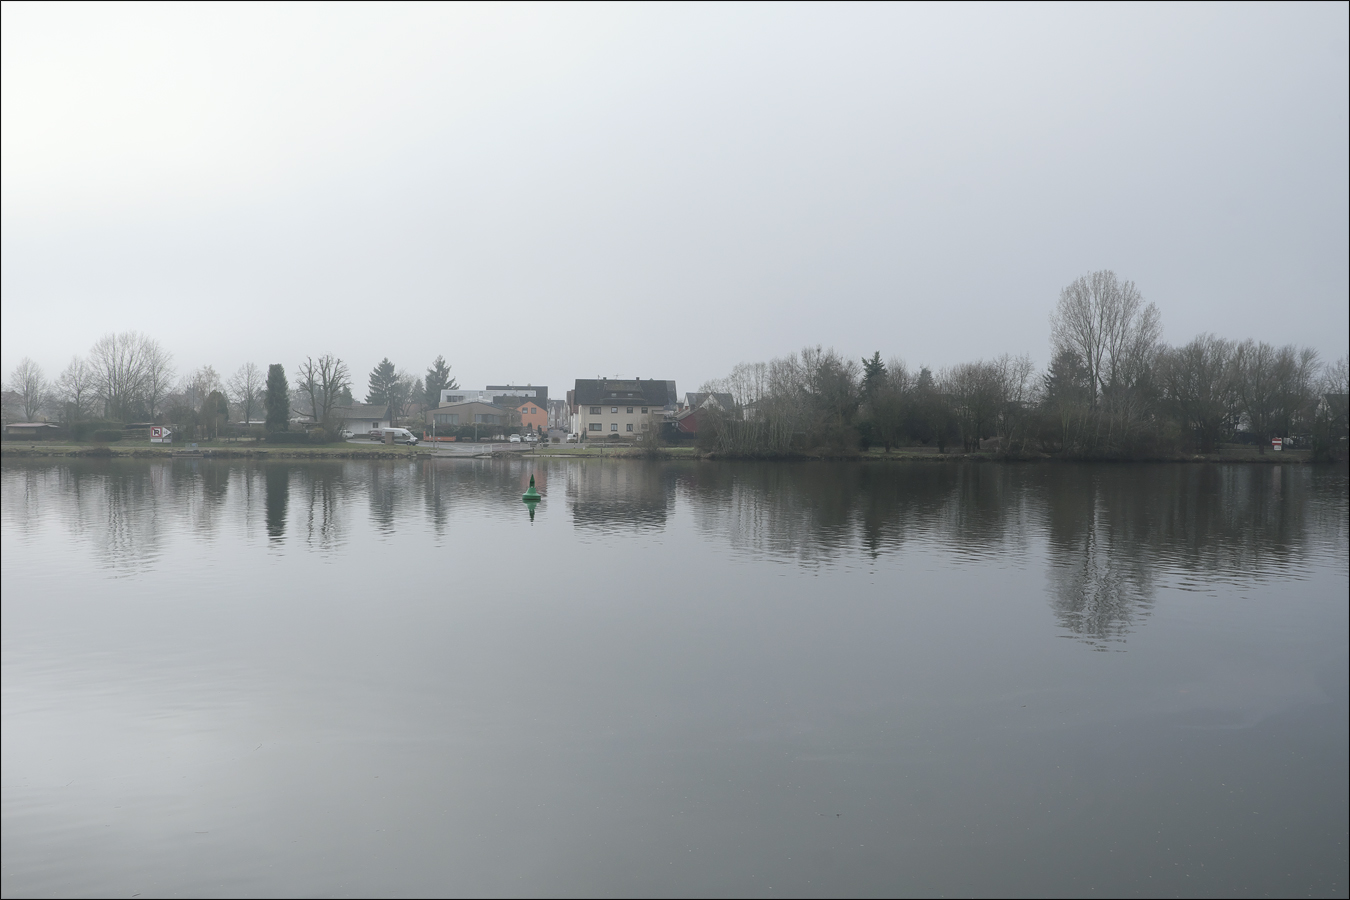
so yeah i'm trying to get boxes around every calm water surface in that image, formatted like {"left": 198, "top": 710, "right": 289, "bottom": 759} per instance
{"left": 2, "top": 459, "right": 1346, "bottom": 898}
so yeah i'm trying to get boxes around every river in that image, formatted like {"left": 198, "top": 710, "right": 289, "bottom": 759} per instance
{"left": 2, "top": 458, "right": 1346, "bottom": 897}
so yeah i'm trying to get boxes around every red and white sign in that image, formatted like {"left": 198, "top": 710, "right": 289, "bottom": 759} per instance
{"left": 1271, "top": 437, "right": 1283, "bottom": 451}
{"left": 150, "top": 426, "right": 172, "bottom": 444}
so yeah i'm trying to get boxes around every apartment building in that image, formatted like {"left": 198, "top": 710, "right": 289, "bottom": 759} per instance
{"left": 568, "top": 378, "right": 678, "bottom": 439}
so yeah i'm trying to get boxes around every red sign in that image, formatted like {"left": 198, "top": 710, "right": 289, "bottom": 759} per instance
{"left": 1271, "top": 437, "right": 1283, "bottom": 451}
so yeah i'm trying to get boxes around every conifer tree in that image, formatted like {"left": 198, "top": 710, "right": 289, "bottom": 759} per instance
{"left": 861, "top": 351, "right": 887, "bottom": 401}
{"left": 424, "top": 355, "right": 459, "bottom": 407}
{"left": 366, "top": 358, "right": 398, "bottom": 405}
{"left": 264, "top": 364, "right": 289, "bottom": 432}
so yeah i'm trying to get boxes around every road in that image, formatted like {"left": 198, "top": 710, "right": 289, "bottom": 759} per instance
{"left": 346, "top": 437, "right": 546, "bottom": 456}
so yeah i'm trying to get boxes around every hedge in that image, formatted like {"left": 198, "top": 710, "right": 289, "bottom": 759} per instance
{"left": 264, "top": 432, "right": 329, "bottom": 445}
{"left": 90, "top": 430, "right": 124, "bottom": 443}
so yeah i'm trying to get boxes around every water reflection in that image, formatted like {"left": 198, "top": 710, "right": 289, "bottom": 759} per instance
{"left": 265, "top": 466, "right": 289, "bottom": 541}
{"left": 1041, "top": 471, "right": 1156, "bottom": 648}
{"left": 567, "top": 460, "right": 672, "bottom": 532}
{"left": 2, "top": 459, "right": 1344, "bottom": 647}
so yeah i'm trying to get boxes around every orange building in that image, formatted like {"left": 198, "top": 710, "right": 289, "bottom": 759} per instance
{"left": 510, "top": 398, "right": 548, "bottom": 432}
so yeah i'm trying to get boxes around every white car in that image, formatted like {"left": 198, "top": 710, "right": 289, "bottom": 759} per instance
{"left": 525, "top": 432, "right": 538, "bottom": 442}
{"left": 565, "top": 433, "right": 579, "bottom": 443}
{"left": 370, "top": 427, "right": 419, "bottom": 445}
{"left": 509, "top": 434, "right": 522, "bottom": 443}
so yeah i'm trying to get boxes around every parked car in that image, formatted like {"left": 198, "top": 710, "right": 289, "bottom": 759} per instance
{"left": 525, "top": 432, "right": 538, "bottom": 442}
{"left": 565, "top": 433, "right": 579, "bottom": 443}
{"left": 509, "top": 434, "right": 522, "bottom": 443}
{"left": 369, "top": 427, "right": 419, "bottom": 445}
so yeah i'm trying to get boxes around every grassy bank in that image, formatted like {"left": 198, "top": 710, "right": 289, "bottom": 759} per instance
{"left": 2, "top": 440, "right": 1325, "bottom": 464}
{"left": 0, "top": 440, "right": 427, "bottom": 460}
{"left": 533, "top": 444, "right": 1321, "bottom": 463}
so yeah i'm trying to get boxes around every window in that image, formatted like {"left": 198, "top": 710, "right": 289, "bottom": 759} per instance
{"left": 611, "top": 407, "right": 618, "bottom": 414}
{"left": 433, "top": 413, "right": 460, "bottom": 425}
{"left": 626, "top": 407, "right": 633, "bottom": 414}
{"left": 610, "top": 423, "right": 618, "bottom": 431}
{"left": 590, "top": 406, "right": 601, "bottom": 415}
{"left": 589, "top": 423, "right": 602, "bottom": 431}
{"left": 626, "top": 424, "right": 634, "bottom": 432}
{"left": 641, "top": 407, "right": 648, "bottom": 413}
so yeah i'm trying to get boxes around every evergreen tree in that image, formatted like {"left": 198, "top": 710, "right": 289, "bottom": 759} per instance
{"left": 424, "top": 355, "right": 458, "bottom": 407}
{"left": 366, "top": 358, "right": 397, "bottom": 405}
{"left": 861, "top": 351, "right": 887, "bottom": 401}
{"left": 264, "top": 364, "right": 289, "bottom": 432}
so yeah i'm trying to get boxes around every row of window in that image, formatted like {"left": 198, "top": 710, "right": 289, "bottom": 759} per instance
{"left": 432, "top": 413, "right": 505, "bottom": 425}
{"left": 588, "top": 406, "right": 648, "bottom": 414}
{"left": 588, "top": 423, "right": 650, "bottom": 432}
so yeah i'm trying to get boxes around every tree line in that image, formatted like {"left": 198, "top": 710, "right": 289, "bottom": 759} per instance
{"left": 3, "top": 341, "right": 460, "bottom": 442}
{"left": 5, "top": 269, "right": 1347, "bottom": 454}
{"left": 695, "top": 270, "right": 1349, "bottom": 459}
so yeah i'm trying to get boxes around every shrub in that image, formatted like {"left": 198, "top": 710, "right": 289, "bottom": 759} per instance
{"left": 265, "top": 431, "right": 328, "bottom": 445}
{"left": 70, "top": 420, "right": 124, "bottom": 441}
{"left": 91, "top": 429, "right": 124, "bottom": 443}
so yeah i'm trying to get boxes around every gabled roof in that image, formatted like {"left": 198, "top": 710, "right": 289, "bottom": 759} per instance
{"left": 684, "top": 392, "right": 735, "bottom": 411}
{"left": 573, "top": 379, "right": 677, "bottom": 408}
{"left": 332, "top": 404, "right": 389, "bottom": 419}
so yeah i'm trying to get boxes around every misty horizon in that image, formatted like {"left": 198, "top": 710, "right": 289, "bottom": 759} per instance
{"left": 2, "top": 4, "right": 1346, "bottom": 391}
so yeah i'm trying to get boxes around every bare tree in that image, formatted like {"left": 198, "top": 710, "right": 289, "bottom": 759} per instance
{"left": 296, "top": 354, "right": 351, "bottom": 427}
{"left": 6, "top": 358, "right": 49, "bottom": 421}
{"left": 1233, "top": 340, "right": 1280, "bottom": 451}
{"left": 184, "top": 365, "right": 223, "bottom": 412}
{"left": 1323, "top": 356, "right": 1349, "bottom": 398}
{"left": 227, "top": 362, "right": 264, "bottom": 424}
{"left": 386, "top": 369, "right": 419, "bottom": 421}
{"left": 89, "top": 331, "right": 151, "bottom": 421}
{"left": 1159, "top": 334, "right": 1236, "bottom": 453}
{"left": 142, "top": 339, "right": 175, "bottom": 419}
{"left": 1051, "top": 270, "right": 1162, "bottom": 406}
{"left": 942, "top": 361, "right": 1000, "bottom": 452}
{"left": 1272, "top": 346, "right": 1319, "bottom": 438}
{"left": 55, "top": 356, "right": 97, "bottom": 422}
{"left": 991, "top": 353, "right": 1035, "bottom": 454}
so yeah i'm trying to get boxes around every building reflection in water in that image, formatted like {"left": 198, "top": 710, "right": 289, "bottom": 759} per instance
{"left": 566, "top": 460, "right": 672, "bottom": 533}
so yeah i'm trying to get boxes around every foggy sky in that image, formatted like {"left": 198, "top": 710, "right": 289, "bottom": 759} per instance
{"left": 3, "top": 2, "right": 1347, "bottom": 395}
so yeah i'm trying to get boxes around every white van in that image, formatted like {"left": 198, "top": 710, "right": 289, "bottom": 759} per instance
{"left": 369, "top": 427, "right": 419, "bottom": 445}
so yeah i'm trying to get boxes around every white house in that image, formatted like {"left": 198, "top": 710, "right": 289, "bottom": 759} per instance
{"left": 331, "top": 404, "right": 390, "bottom": 435}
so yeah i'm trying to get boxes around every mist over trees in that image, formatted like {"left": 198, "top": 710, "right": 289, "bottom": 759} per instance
{"left": 4, "top": 271, "right": 1345, "bottom": 457}
{"left": 695, "top": 270, "right": 1346, "bottom": 459}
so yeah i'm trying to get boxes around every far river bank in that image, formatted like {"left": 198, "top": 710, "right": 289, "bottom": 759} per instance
{"left": 0, "top": 440, "right": 1329, "bottom": 464}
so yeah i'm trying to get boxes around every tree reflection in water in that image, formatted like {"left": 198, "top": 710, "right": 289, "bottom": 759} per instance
{"left": 2, "top": 459, "right": 1342, "bottom": 648}
{"left": 264, "top": 465, "right": 289, "bottom": 541}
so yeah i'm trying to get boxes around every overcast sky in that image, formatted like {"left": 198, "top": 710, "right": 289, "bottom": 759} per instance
{"left": 3, "top": 2, "right": 1347, "bottom": 396}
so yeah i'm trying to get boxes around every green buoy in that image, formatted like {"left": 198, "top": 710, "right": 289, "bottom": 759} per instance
{"left": 522, "top": 473, "right": 541, "bottom": 523}
{"left": 522, "top": 474, "right": 541, "bottom": 502}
